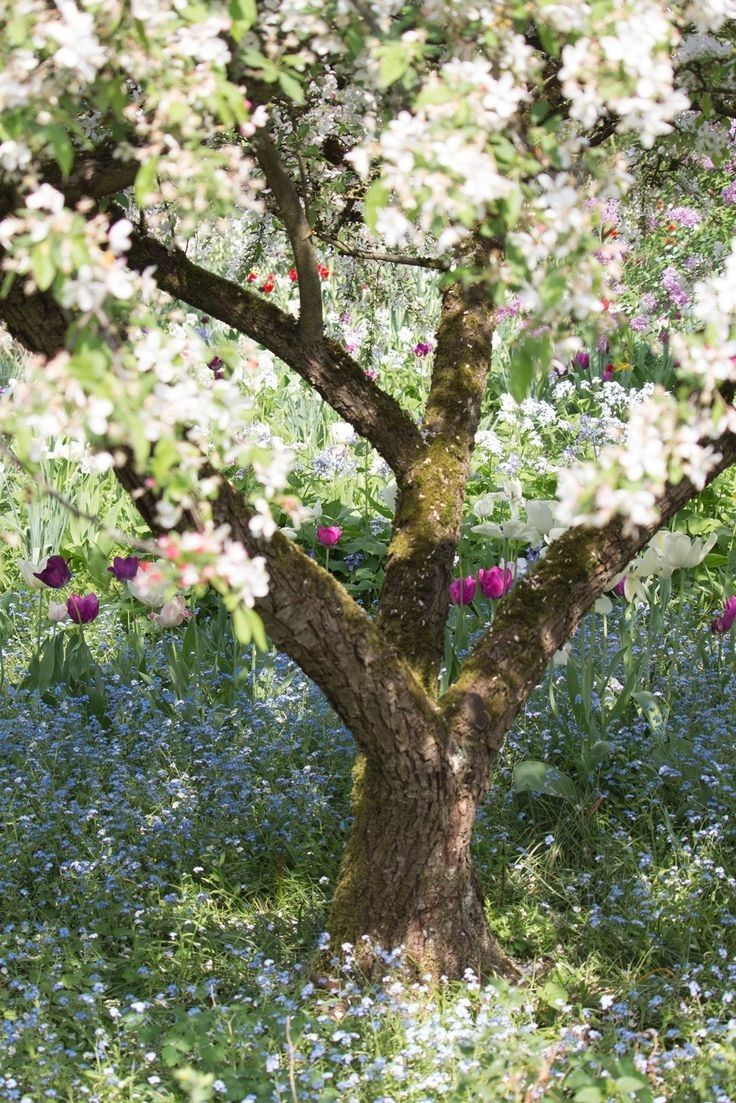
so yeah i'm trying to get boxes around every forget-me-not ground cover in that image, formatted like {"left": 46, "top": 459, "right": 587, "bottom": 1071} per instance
{"left": 0, "top": 593, "right": 735, "bottom": 1102}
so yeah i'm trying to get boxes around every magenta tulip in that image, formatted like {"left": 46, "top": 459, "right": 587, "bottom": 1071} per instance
{"left": 711, "top": 596, "right": 736, "bottom": 634}
{"left": 613, "top": 577, "right": 627, "bottom": 597}
{"left": 66, "top": 593, "right": 100, "bottom": 624}
{"left": 450, "top": 576, "right": 476, "bottom": 604}
{"left": 33, "top": 555, "right": 71, "bottom": 589}
{"left": 477, "top": 566, "right": 513, "bottom": 599}
{"left": 108, "top": 556, "right": 140, "bottom": 581}
{"left": 317, "top": 526, "right": 343, "bottom": 547}
{"left": 573, "top": 350, "right": 590, "bottom": 371}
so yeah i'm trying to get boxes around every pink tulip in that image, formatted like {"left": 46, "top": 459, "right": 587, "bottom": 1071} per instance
{"left": 317, "top": 526, "right": 343, "bottom": 547}
{"left": 450, "top": 576, "right": 476, "bottom": 604}
{"left": 477, "top": 566, "right": 513, "bottom": 599}
{"left": 149, "top": 595, "right": 191, "bottom": 628}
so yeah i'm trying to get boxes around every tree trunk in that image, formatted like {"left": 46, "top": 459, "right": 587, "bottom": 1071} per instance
{"left": 328, "top": 749, "right": 517, "bottom": 980}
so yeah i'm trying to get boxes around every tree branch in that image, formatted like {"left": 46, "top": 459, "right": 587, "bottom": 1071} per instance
{"left": 316, "top": 232, "right": 451, "bottom": 271}
{"left": 443, "top": 428, "right": 736, "bottom": 754}
{"left": 119, "top": 223, "right": 424, "bottom": 481}
{"left": 376, "top": 276, "right": 496, "bottom": 689}
{"left": 251, "top": 130, "right": 325, "bottom": 344}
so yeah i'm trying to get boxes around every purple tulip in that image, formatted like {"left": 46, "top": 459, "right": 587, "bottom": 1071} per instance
{"left": 573, "top": 350, "right": 590, "bottom": 371}
{"left": 711, "top": 596, "right": 736, "bottom": 634}
{"left": 108, "top": 556, "right": 140, "bottom": 581}
{"left": 66, "top": 593, "right": 100, "bottom": 624}
{"left": 34, "top": 555, "right": 71, "bottom": 589}
{"left": 477, "top": 566, "right": 513, "bottom": 599}
{"left": 413, "top": 341, "right": 433, "bottom": 357}
{"left": 450, "top": 576, "right": 476, "bottom": 604}
{"left": 613, "top": 577, "right": 627, "bottom": 597}
{"left": 317, "top": 525, "right": 343, "bottom": 547}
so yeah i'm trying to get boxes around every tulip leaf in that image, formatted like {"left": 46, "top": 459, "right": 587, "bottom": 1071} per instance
{"left": 513, "top": 760, "right": 579, "bottom": 803}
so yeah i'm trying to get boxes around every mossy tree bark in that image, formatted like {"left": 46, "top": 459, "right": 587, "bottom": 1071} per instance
{"left": 2, "top": 146, "right": 736, "bottom": 980}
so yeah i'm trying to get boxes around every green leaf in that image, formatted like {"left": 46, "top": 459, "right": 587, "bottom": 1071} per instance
{"left": 31, "top": 244, "right": 56, "bottom": 291}
{"left": 363, "top": 181, "right": 389, "bottom": 233}
{"left": 378, "top": 42, "right": 411, "bottom": 88}
{"left": 508, "top": 345, "right": 535, "bottom": 403}
{"left": 46, "top": 123, "right": 74, "bottom": 177}
{"left": 228, "top": 0, "right": 256, "bottom": 39}
{"left": 615, "top": 1075, "right": 648, "bottom": 1094}
{"left": 135, "top": 157, "right": 159, "bottom": 206}
{"left": 574, "top": 1089, "right": 603, "bottom": 1103}
{"left": 231, "top": 605, "right": 267, "bottom": 650}
{"left": 277, "top": 71, "right": 305, "bottom": 105}
{"left": 540, "top": 979, "right": 569, "bottom": 1008}
{"left": 513, "top": 760, "right": 579, "bottom": 803}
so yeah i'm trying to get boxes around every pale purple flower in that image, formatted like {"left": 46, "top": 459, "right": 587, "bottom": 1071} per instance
{"left": 666, "top": 207, "right": 700, "bottom": 228}
{"left": 662, "top": 266, "right": 690, "bottom": 308}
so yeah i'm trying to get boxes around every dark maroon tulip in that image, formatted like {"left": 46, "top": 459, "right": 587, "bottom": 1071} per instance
{"left": 67, "top": 593, "right": 100, "bottom": 624}
{"left": 108, "top": 556, "right": 140, "bottom": 581}
{"left": 34, "top": 555, "right": 71, "bottom": 589}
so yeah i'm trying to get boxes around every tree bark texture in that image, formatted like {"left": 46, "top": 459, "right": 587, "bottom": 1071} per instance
{"left": 329, "top": 744, "right": 516, "bottom": 980}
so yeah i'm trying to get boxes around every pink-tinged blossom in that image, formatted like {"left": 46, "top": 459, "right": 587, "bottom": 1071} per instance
{"left": 640, "top": 292, "right": 658, "bottom": 313}
{"left": 149, "top": 595, "right": 191, "bottom": 628}
{"left": 34, "top": 555, "right": 72, "bottom": 589}
{"left": 721, "top": 180, "right": 736, "bottom": 205}
{"left": 48, "top": 601, "right": 69, "bottom": 623}
{"left": 128, "top": 561, "right": 171, "bottom": 607}
{"left": 711, "top": 596, "right": 736, "bottom": 634}
{"left": 477, "top": 566, "right": 513, "bottom": 599}
{"left": 449, "top": 576, "right": 476, "bottom": 605}
{"left": 108, "top": 556, "right": 139, "bottom": 581}
{"left": 630, "top": 315, "right": 649, "bottom": 331}
{"left": 413, "top": 341, "right": 433, "bottom": 357}
{"left": 66, "top": 593, "right": 99, "bottom": 624}
{"left": 316, "top": 526, "right": 342, "bottom": 547}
